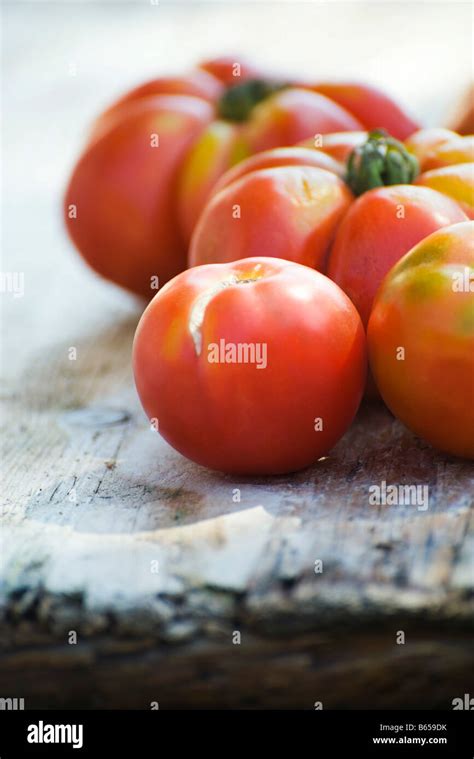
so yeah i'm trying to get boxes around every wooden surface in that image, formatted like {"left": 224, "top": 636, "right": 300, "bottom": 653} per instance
{"left": 1, "top": 2, "right": 473, "bottom": 709}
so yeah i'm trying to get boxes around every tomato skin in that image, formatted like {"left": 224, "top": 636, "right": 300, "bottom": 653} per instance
{"left": 197, "top": 56, "right": 263, "bottom": 85}
{"left": 133, "top": 257, "right": 366, "bottom": 475}
{"left": 368, "top": 222, "right": 474, "bottom": 459}
{"left": 405, "top": 128, "right": 474, "bottom": 171}
{"left": 65, "top": 60, "right": 428, "bottom": 295}
{"left": 299, "top": 131, "right": 368, "bottom": 162}
{"left": 415, "top": 163, "right": 474, "bottom": 219}
{"left": 189, "top": 166, "right": 353, "bottom": 271}
{"left": 244, "top": 88, "right": 362, "bottom": 153}
{"left": 91, "top": 71, "right": 223, "bottom": 138}
{"left": 177, "top": 120, "right": 250, "bottom": 243}
{"left": 327, "top": 185, "right": 468, "bottom": 327}
{"left": 301, "top": 83, "right": 419, "bottom": 141}
{"left": 65, "top": 95, "right": 213, "bottom": 298}
{"left": 210, "top": 146, "right": 345, "bottom": 197}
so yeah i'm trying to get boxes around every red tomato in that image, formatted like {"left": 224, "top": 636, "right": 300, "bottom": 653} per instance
{"left": 368, "top": 221, "right": 474, "bottom": 459}
{"left": 91, "top": 70, "right": 224, "bottom": 136}
{"left": 177, "top": 120, "right": 250, "bottom": 243}
{"left": 133, "top": 257, "right": 366, "bottom": 474}
{"left": 179, "top": 144, "right": 344, "bottom": 245}
{"left": 64, "top": 61, "right": 426, "bottom": 297}
{"left": 189, "top": 166, "right": 353, "bottom": 271}
{"left": 198, "top": 56, "right": 263, "bottom": 85}
{"left": 190, "top": 130, "right": 469, "bottom": 290}
{"left": 327, "top": 185, "right": 468, "bottom": 327}
{"left": 65, "top": 95, "right": 213, "bottom": 298}
{"left": 210, "top": 146, "right": 345, "bottom": 196}
{"left": 301, "top": 82, "right": 419, "bottom": 140}
{"left": 245, "top": 88, "right": 362, "bottom": 153}
{"left": 298, "top": 131, "right": 368, "bottom": 162}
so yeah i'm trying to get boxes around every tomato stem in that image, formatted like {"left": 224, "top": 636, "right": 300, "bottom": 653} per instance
{"left": 346, "top": 129, "right": 419, "bottom": 196}
{"left": 217, "top": 79, "right": 289, "bottom": 122}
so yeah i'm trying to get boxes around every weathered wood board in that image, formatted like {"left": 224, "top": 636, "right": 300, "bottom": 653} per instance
{"left": 1, "top": 2, "right": 473, "bottom": 709}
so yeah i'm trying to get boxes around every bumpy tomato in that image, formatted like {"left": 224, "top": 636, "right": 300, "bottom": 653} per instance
{"left": 189, "top": 165, "right": 352, "bottom": 271}
{"left": 244, "top": 88, "right": 363, "bottom": 153}
{"left": 191, "top": 130, "right": 469, "bottom": 299}
{"left": 368, "top": 222, "right": 474, "bottom": 459}
{"left": 301, "top": 82, "right": 419, "bottom": 140}
{"left": 133, "top": 257, "right": 366, "bottom": 475}
{"left": 299, "top": 131, "right": 368, "bottom": 162}
{"left": 65, "top": 58, "right": 421, "bottom": 296}
{"left": 406, "top": 128, "right": 474, "bottom": 171}
{"left": 327, "top": 185, "right": 467, "bottom": 327}
{"left": 177, "top": 120, "right": 250, "bottom": 243}
{"left": 211, "top": 146, "right": 345, "bottom": 195}
{"left": 65, "top": 95, "right": 213, "bottom": 298}
{"left": 415, "top": 163, "right": 474, "bottom": 219}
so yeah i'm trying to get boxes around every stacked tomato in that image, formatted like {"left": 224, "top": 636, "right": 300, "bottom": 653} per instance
{"left": 65, "top": 58, "right": 474, "bottom": 473}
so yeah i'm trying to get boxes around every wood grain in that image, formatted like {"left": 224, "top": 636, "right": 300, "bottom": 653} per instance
{"left": 1, "top": 310, "right": 473, "bottom": 707}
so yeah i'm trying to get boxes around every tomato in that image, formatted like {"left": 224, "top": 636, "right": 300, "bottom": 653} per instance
{"left": 300, "top": 82, "right": 419, "bottom": 140}
{"left": 368, "top": 222, "right": 474, "bottom": 459}
{"left": 415, "top": 163, "right": 474, "bottom": 219}
{"left": 65, "top": 59, "right": 421, "bottom": 296}
{"left": 189, "top": 165, "right": 352, "bottom": 271}
{"left": 406, "top": 128, "right": 474, "bottom": 171}
{"left": 327, "top": 185, "right": 467, "bottom": 327}
{"left": 177, "top": 120, "right": 250, "bottom": 243}
{"left": 299, "top": 131, "right": 368, "bottom": 162}
{"left": 191, "top": 130, "right": 468, "bottom": 309}
{"left": 91, "top": 70, "right": 224, "bottom": 136}
{"left": 133, "top": 257, "right": 366, "bottom": 474}
{"left": 198, "top": 55, "right": 263, "bottom": 85}
{"left": 65, "top": 95, "right": 214, "bottom": 298}
{"left": 211, "top": 146, "right": 345, "bottom": 194}
{"left": 244, "top": 88, "right": 363, "bottom": 153}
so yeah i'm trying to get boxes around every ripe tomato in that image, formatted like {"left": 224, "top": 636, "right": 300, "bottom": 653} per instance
{"left": 90, "top": 70, "right": 224, "bottom": 137}
{"left": 368, "top": 222, "right": 474, "bottom": 459}
{"left": 133, "top": 257, "right": 366, "bottom": 475}
{"left": 189, "top": 165, "right": 352, "bottom": 271}
{"left": 65, "top": 95, "right": 213, "bottom": 298}
{"left": 244, "top": 88, "right": 363, "bottom": 153}
{"left": 405, "top": 128, "right": 474, "bottom": 171}
{"left": 177, "top": 120, "right": 250, "bottom": 244}
{"left": 65, "top": 59, "right": 420, "bottom": 297}
{"left": 300, "top": 82, "right": 419, "bottom": 140}
{"left": 415, "top": 162, "right": 474, "bottom": 219}
{"left": 327, "top": 185, "right": 467, "bottom": 327}
{"left": 191, "top": 130, "right": 469, "bottom": 312}
{"left": 211, "top": 146, "right": 345, "bottom": 196}
{"left": 299, "top": 131, "right": 368, "bottom": 162}
{"left": 197, "top": 56, "right": 263, "bottom": 85}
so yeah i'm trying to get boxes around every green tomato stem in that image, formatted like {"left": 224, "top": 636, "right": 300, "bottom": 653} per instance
{"left": 346, "top": 129, "right": 419, "bottom": 196}
{"left": 217, "top": 79, "right": 289, "bottom": 123}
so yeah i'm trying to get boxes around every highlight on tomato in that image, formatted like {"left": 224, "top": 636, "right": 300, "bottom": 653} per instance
{"left": 133, "top": 257, "right": 367, "bottom": 475}
{"left": 368, "top": 221, "right": 474, "bottom": 460}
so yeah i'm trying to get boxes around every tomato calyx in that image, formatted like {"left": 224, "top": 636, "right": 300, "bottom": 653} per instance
{"left": 217, "top": 79, "right": 289, "bottom": 122}
{"left": 346, "top": 129, "right": 419, "bottom": 196}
